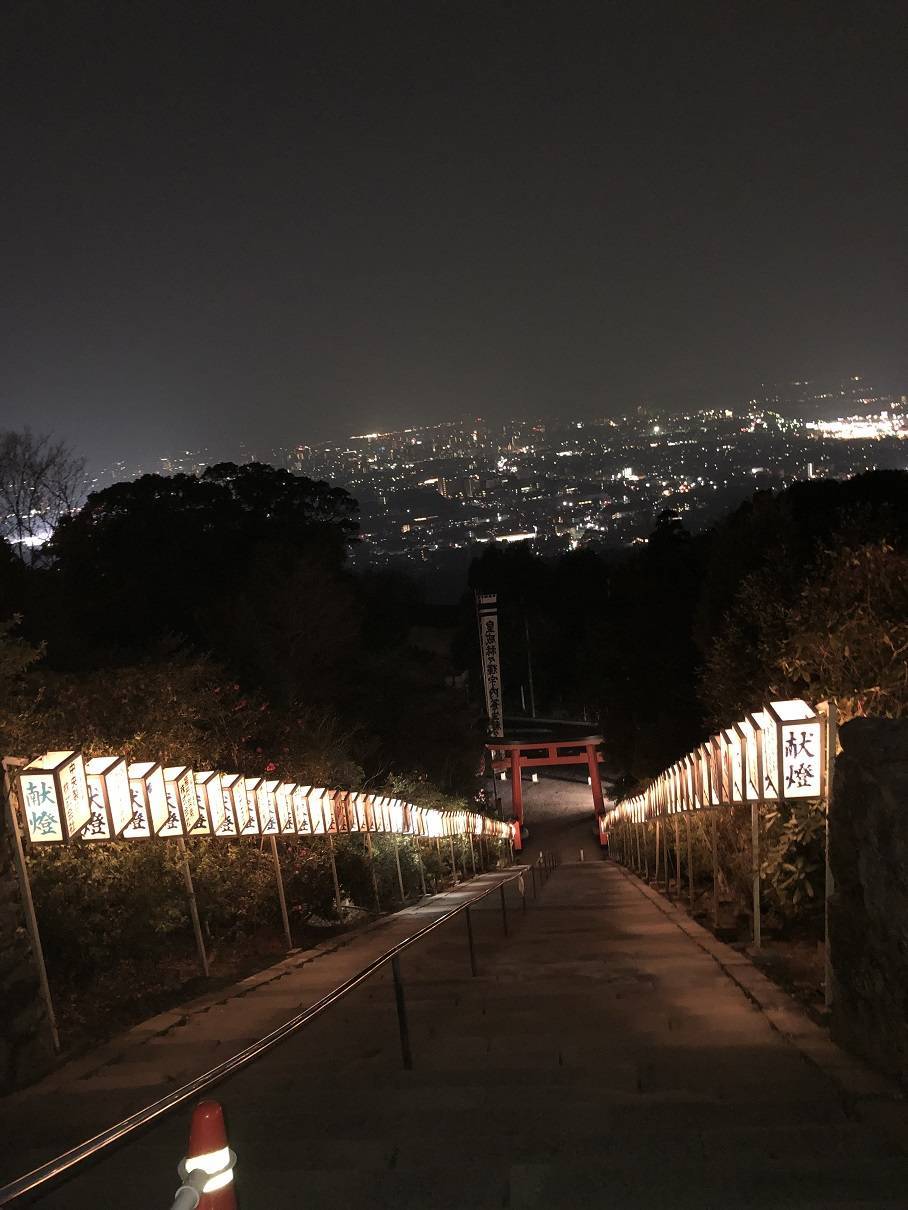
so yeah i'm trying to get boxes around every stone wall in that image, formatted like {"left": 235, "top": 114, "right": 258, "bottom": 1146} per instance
{"left": 0, "top": 797, "right": 56, "bottom": 1093}
{"left": 829, "top": 718, "right": 908, "bottom": 1085}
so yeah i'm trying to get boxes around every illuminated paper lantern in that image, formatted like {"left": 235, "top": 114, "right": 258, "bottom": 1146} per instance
{"left": 126, "top": 762, "right": 170, "bottom": 838}
{"left": 221, "top": 773, "right": 256, "bottom": 835}
{"left": 307, "top": 788, "right": 328, "bottom": 834}
{"left": 766, "top": 699, "right": 824, "bottom": 800}
{"left": 195, "top": 771, "right": 233, "bottom": 835}
{"left": 163, "top": 766, "right": 208, "bottom": 836}
{"left": 83, "top": 756, "right": 132, "bottom": 841}
{"left": 721, "top": 729, "right": 745, "bottom": 804}
{"left": 19, "top": 752, "right": 91, "bottom": 844}
{"left": 332, "top": 791, "right": 351, "bottom": 833}
{"left": 389, "top": 799, "right": 406, "bottom": 833}
{"left": 349, "top": 792, "right": 367, "bottom": 832}
{"left": 252, "top": 779, "right": 279, "bottom": 835}
{"left": 240, "top": 776, "right": 262, "bottom": 833}
{"left": 734, "top": 718, "right": 762, "bottom": 802}
{"left": 293, "top": 786, "right": 313, "bottom": 835}
{"left": 276, "top": 783, "right": 297, "bottom": 834}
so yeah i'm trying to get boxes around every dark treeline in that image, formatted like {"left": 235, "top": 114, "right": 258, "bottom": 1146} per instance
{"left": 458, "top": 469, "right": 908, "bottom": 794}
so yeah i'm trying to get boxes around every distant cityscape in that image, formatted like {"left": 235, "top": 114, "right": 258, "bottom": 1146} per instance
{"left": 91, "top": 375, "right": 908, "bottom": 585}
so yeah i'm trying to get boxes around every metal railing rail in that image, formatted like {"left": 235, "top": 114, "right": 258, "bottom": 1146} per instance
{"left": 0, "top": 856, "right": 559, "bottom": 1207}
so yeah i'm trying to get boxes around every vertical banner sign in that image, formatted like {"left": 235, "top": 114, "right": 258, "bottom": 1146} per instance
{"left": 475, "top": 593, "right": 504, "bottom": 738}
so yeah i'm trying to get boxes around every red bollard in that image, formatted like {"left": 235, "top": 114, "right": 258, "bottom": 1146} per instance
{"left": 177, "top": 1100, "right": 237, "bottom": 1209}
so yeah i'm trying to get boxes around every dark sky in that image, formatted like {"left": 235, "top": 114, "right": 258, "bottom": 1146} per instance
{"left": 2, "top": 1, "right": 906, "bottom": 470}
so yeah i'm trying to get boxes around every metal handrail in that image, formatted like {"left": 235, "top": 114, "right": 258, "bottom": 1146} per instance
{"left": 0, "top": 861, "right": 547, "bottom": 1206}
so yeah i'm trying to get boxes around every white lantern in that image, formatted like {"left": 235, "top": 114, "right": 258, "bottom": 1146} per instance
{"left": 766, "top": 699, "right": 824, "bottom": 800}
{"left": 257, "top": 780, "right": 280, "bottom": 834}
{"left": 19, "top": 752, "right": 91, "bottom": 844}
{"left": 242, "top": 778, "right": 265, "bottom": 834}
{"left": 220, "top": 773, "right": 256, "bottom": 834}
{"left": 163, "top": 766, "right": 208, "bottom": 836}
{"left": 293, "top": 786, "right": 313, "bottom": 835}
{"left": 126, "top": 763, "right": 170, "bottom": 838}
{"left": 276, "top": 783, "right": 297, "bottom": 834}
{"left": 84, "top": 756, "right": 133, "bottom": 841}
{"left": 721, "top": 728, "right": 745, "bottom": 804}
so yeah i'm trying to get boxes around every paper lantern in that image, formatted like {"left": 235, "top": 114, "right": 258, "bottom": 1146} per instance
{"left": 126, "top": 763, "right": 170, "bottom": 838}
{"left": 252, "top": 778, "right": 279, "bottom": 835}
{"left": 765, "top": 699, "right": 824, "bottom": 800}
{"left": 83, "top": 756, "right": 133, "bottom": 841}
{"left": 163, "top": 766, "right": 208, "bottom": 836}
{"left": 293, "top": 785, "right": 313, "bottom": 835}
{"left": 276, "top": 783, "right": 297, "bottom": 834}
{"left": 19, "top": 752, "right": 91, "bottom": 844}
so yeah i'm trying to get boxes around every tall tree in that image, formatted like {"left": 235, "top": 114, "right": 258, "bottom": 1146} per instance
{"left": 0, "top": 429, "right": 85, "bottom": 561}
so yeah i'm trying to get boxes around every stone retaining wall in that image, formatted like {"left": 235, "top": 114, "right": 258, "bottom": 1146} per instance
{"left": 830, "top": 718, "right": 908, "bottom": 1085}
{"left": 0, "top": 798, "right": 55, "bottom": 1093}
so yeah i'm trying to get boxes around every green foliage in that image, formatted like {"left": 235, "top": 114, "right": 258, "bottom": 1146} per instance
{"left": 760, "top": 801, "right": 826, "bottom": 918}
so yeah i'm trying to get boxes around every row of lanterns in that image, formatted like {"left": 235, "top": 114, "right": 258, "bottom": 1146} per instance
{"left": 603, "top": 698, "right": 827, "bottom": 830}
{"left": 15, "top": 751, "right": 517, "bottom": 847}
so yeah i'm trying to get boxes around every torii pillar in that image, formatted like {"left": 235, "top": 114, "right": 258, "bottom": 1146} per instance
{"left": 510, "top": 746, "right": 524, "bottom": 825}
{"left": 587, "top": 742, "right": 605, "bottom": 817}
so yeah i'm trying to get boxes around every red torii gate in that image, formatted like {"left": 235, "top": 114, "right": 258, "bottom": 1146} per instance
{"left": 486, "top": 734, "right": 606, "bottom": 826}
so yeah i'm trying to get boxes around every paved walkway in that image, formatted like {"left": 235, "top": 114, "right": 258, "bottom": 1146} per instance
{"left": 7, "top": 844, "right": 908, "bottom": 1208}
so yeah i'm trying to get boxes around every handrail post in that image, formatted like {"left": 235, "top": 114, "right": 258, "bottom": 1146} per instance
{"left": 390, "top": 955, "right": 413, "bottom": 1070}
{"left": 499, "top": 883, "right": 509, "bottom": 936}
{"left": 465, "top": 905, "right": 478, "bottom": 976}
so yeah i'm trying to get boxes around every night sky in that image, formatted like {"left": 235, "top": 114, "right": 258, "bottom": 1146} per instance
{"left": 2, "top": 1, "right": 906, "bottom": 470}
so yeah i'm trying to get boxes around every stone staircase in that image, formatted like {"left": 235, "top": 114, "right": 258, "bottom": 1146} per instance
{"left": 27, "top": 856, "right": 908, "bottom": 1209}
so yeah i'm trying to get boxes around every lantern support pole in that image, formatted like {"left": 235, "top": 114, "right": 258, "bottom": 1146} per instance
{"left": 364, "top": 829, "right": 381, "bottom": 911}
{"left": 327, "top": 832, "right": 343, "bottom": 920}
{"left": 711, "top": 809, "right": 719, "bottom": 931}
{"left": 685, "top": 814, "right": 694, "bottom": 910}
{"left": 664, "top": 818, "right": 670, "bottom": 889}
{"left": 269, "top": 835, "right": 293, "bottom": 950}
{"left": 654, "top": 820, "right": 661, "bottom": 885}
{"left": 674, "top": 816, "right": 682, "bottom": 897}
{"left": 468, "top": 832, "right": 477, "bottom": 877}
{"left": 819, "top": 700, "right": 838, "bottom": 1010}
{"left": 643, "top": 821, "right": 650, "bottom": 880}
{"left": 177, "top": 837, "right": 208, "bottom": 977}
{"left": 414, "top": 838, "right": 427, "bottom": 897}
{"left": 2, "top": 759, "right": 60, "bottom": 1054}
{"left": 449, "top": 836, "right": 458, "bottom": 884}
{"left": 393, "top": 833, "right": 406, "bottom": 901}
{"left": 634, "top": 821, "right": 642, "bottom": 874}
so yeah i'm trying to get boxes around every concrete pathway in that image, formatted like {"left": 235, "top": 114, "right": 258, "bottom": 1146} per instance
{"left": 8, "top": 847, "right": 908, "bottom": 1208}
